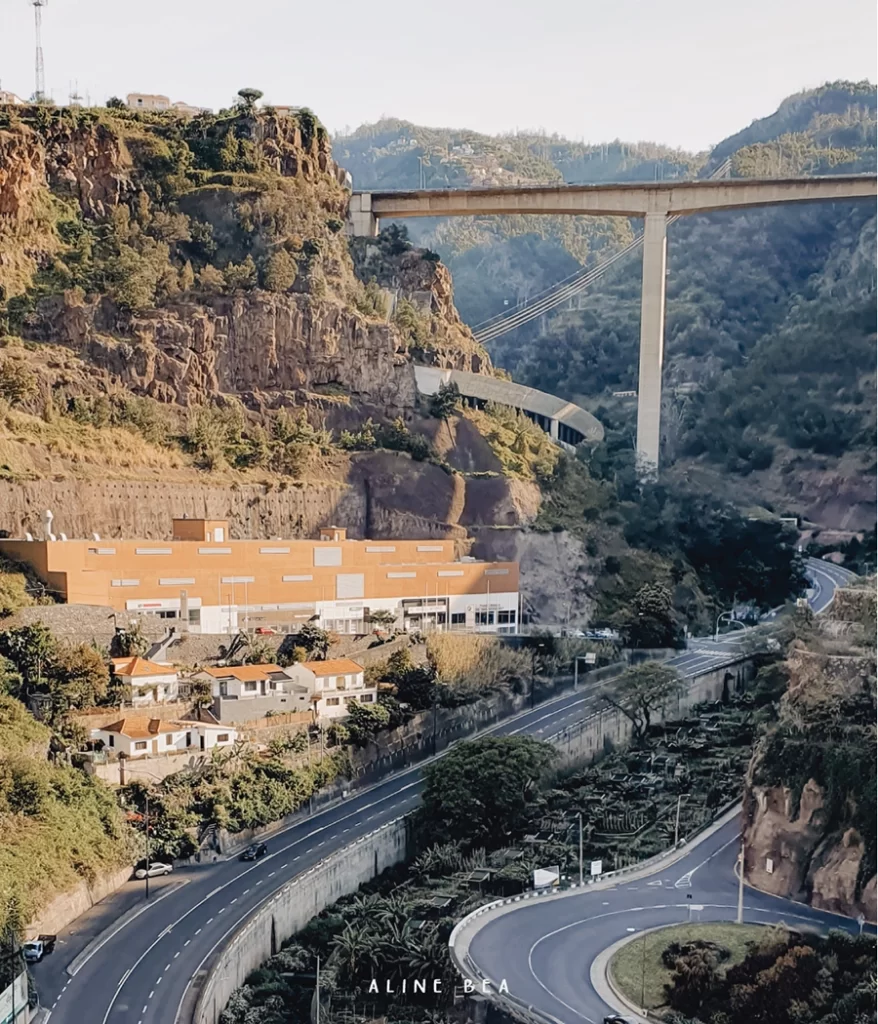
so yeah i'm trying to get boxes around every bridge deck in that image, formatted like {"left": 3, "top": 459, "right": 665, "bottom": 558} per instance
{"left": 356, "top": 173, "right": 877, "bottom": 220}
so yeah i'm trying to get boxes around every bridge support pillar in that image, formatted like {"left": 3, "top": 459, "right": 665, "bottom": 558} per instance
{"left": 636, "top": 212, "right": 668, "bottom": 476}
{"left": 347, "top": 193, "right": 379, "bottom": 237}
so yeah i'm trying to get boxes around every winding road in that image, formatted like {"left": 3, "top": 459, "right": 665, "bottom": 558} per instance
{"left": 32, "top": 558, "right": 853, "bottom": 1024}
{"left": 458, "top": 557, "right": 863, "bottom": 1024}
{"left": 461, "top": 812, "right": 873, "bottom": 1024}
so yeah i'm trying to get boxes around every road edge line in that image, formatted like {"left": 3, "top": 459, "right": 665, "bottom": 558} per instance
{"left": 66, "top": 879, "right": 190, "bottom": 977}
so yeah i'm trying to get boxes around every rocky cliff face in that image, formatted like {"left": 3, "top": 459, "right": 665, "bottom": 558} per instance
{"left": 0, "top": 106, "right": 486, "bottom": 415}
{"left": 34, "top": 289, "right": 418, "bottom": 411}
{"left": 743, "top": 584, "right": 877, "bottom": 922}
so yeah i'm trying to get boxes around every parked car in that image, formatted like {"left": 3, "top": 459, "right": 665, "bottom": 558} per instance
{"left": 241, "top": 842, "right": 268, "bottom": 861}
{"left": 22, "top": 936, "right": 56, "bottom": 962}
{"left": 254, "top": 627, "right": 276, "bottom": 635}
{"left": 133, "top": 862, "right": 173, "bottom": 879}
{"left": 603, "top": 1015, "right": 636, "bottom": 1024}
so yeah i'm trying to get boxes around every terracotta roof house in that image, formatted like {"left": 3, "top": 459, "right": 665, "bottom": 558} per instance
{"left": 110, "top": 657, "right": 178, "bottom": 705}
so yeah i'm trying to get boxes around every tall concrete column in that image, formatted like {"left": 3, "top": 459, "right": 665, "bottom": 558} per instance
{"left": 635, "top": 212, "right": 668, "bottom": 475}
{"left": 347, "top": 193, "right": 378, "bottom": 237}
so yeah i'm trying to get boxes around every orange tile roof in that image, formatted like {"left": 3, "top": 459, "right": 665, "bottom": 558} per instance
{"left": 201, "top": 664, "right": 283, "bottom": 682}
{"left": 302, "top": 658, "right": 363, "bottom": 676}
{"left": 111, "top": 656, "right": 175, "bottom": 678}
{"left": 100, "top": 718, "right": 181, "bottom": 739}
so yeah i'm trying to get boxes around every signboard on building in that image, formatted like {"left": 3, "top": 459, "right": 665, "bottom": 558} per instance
{"left": 0, "top": 971, "right": 28, "bottom": 1024}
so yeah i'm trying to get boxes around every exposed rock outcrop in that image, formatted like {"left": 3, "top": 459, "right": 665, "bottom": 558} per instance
{"left": 35, "top": 290, "right": 418, "bottom": 411}
{"left": 743, "top": 581, "right": 877, "bottom": 922}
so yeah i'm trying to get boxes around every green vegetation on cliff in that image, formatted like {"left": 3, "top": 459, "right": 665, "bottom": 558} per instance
{"left": 0, "top": 695, "right": 131, "bottom": 939}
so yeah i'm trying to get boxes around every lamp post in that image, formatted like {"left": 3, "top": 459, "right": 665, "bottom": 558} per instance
{"left": 530, "top": 641, "right": 546, "bottom": 710}
{"left": 578, "top": 812, "right": 584, "bottom": 886}
{"left": 141, "top": 789, "right": 151, "bottom": 901}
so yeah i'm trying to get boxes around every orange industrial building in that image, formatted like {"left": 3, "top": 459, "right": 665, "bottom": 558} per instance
{"left": 0, "top": 518, "right": 520, "bottom": 636}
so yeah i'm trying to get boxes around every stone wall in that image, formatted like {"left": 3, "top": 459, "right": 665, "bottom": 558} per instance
{"left": 191, "top": 818, "right": 410, "bottom": 1024}
{"left": 24, "top": 863, "right": 134, "bottom": 940}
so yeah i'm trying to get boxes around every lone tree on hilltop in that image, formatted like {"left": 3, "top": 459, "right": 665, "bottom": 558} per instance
{"left": 603, "top": 662, "right": 685, "bottom": 745}
{"left": 236, "top": 88, "right": 263, "bottom": 111}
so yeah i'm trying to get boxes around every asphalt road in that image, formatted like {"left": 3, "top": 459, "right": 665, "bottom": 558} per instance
{"left": 33, "top": 556, "right": 851, "bottom": 1024}
{"left": 34, "top": 678, "right": 622, "bottom": 1024}
{"left": 467, "top": 815, "right": 873, "bottom": 1024}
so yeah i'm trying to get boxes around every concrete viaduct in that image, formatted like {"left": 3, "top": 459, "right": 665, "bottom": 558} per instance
{"left": 349, "top": 174, "right": 877, "bottom": 472}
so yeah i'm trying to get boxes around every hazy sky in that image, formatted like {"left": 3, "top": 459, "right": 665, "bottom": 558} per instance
{"left": 1, "top": 0, "right": 875, "bottom": 150}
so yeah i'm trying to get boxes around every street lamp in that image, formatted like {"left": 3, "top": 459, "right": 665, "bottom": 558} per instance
{"left": 714, "top": 610, "right": 747, "bottom": 642}
{"left": 530, "top": 641, "right": 546, "bottom": 710}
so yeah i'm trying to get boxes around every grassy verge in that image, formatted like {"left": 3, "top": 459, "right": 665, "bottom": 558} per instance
{"left": 609, "top": 922, "right": 769, "bottom": 1012}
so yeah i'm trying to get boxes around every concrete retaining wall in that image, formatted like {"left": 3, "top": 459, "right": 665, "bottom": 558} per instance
{"left": 549, "top": 657, "right": 755, "bottom": 772}
{"left": 191, "top": 818, "right": 410, "bottom": 1024}
{"left": 25, "top": 863, "right": 134, "bottom": 940}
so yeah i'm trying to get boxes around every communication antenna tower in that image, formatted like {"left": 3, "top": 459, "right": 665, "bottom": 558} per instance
{"left": 32, "top": 0, "right": 48, "bottom": 102}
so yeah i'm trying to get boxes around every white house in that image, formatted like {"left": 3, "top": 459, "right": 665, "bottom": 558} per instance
{"left": 90, "top": 715, "right": 237, "bottom": 757}
{"left": 301, "top": 658, "right": 376, "bottom": 719}
{"left": 111, "top": 656, "right": 179, "bottom": 705}
{"left": 196, "top": 663, "right": 312, "bottom": 701}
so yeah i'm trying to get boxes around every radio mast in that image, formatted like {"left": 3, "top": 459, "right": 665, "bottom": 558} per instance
{"left": 32, "top": 0, "right": 48, "bottom": 102}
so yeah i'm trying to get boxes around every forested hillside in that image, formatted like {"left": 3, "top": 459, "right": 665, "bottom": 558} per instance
{"left": 336, "top": 82, "right": 877, "bottom": 528}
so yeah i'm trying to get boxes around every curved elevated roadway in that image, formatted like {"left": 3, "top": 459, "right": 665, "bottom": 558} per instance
{"left": 32, "top": 559, "right": 852, "bottom": 1024}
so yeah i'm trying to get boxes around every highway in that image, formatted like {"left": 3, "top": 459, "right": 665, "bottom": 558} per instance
{"left": 464, "top": 814, "right": 873, "bottom": 1024}
{"left": 32, "top": 557, "right": 851, "bottom": 1024}
{"left": 459, "top": 556, "right": 861, "bottom": 1024}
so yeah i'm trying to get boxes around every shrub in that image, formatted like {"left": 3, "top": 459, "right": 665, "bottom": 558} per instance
{"left": 263, "top": 249, "right": 297, "bottom": 293}
{"left": 0, "top": 360, "right": 37, "bottom": 405}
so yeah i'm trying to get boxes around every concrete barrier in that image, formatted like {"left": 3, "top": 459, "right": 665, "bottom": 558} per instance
{"left": 189, "top": 818, "right": 410, "bottom": 1024}
{"left": 549, "top": 656, "right": 755, "bottom": 773}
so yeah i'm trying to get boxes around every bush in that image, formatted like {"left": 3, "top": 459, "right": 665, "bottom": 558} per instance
{"left": 263, "top": 249, "right": 297, "bottom": 293}
{"left": 0, "top": 360, "right": 37, "bottom": 405}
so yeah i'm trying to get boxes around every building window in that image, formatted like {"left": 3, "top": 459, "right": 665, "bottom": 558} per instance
{"left": 498, "top": 610, "right": 516, "bottom": 624}
{"left": 108, "top": 735, "right": 115, "bottom": 748}
{"left": 451, "top": 612, "right": 466, "bottom": 626}
{"left": 134, "top": 741, "right": 147, "bottom": 751}
{"left": 243, "top": 681, "right": 258, "bottom": 693}
{"left": 165, "top": 734, "right": 173, "bottom": 746}
{"left": 345, "top": 695, "right": 358, "bottom": 703}
{"left": 186, "top": 732, "right": 192, "bottom": 747}
{"left": 336, "top": 676, "right": 346, "bottom": 690}
{"left": 326, "top": 697, "right": 340, "bottom": 706}
{"left": 360, "top": 693, "right": 374, "bottom": 703}
{"left": 216, "top": 733, "right": 229, "bottom": 743}
{"left": 476, "top": 611, "right": 496, "bottom": 625}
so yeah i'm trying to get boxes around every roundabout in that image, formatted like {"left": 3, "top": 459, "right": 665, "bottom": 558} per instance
{"left": 452, "top": 808, "right": 874, "bottom": 1024}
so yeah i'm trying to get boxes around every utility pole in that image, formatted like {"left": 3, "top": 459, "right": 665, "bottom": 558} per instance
{"left": 578, "top": 812, "right": 583, "bottom": 885}
{"left": 673, "top": 794, "right": 682, "bottom": 847}
{"left": 315, "top": 955, "right": 321, "bottom": 1024}
{"left": 144, "top": 791, "right": 151, "bottom": 900}
{"left": 736, "top": 840, "right": 744, "bottom": 924}
{"left": 32, "top": 0, "right": 48, "bottom": 103}
{"left": 640, "top": 929, "right": 647, "bottom": 1011}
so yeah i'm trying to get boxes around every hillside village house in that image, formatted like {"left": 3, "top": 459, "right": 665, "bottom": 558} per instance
{"left": 90, "top": 716, "right": 237, "bottom": 758}
{"left": 0, "top": 518, "right": 520, "bottom": 637}
{"left": 111, "top": 656, "right": 179, "bottom": 705}
{"left": 302, "top": 659, "right": 374, "bottom": 718}
{"left": 192, "top": 659, "right": 375, "bottom": 723}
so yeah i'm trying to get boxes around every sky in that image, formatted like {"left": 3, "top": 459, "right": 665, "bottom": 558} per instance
{"left": 1, "top": 0, "right": 875, "bottom": 150}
